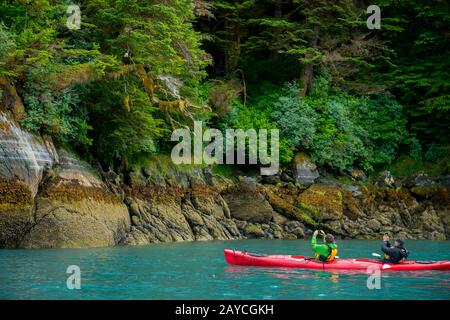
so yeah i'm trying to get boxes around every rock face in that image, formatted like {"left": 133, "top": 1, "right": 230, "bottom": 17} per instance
{"left": 0, "top": 113, "right": 130, "bottom": 248}
{"left": 0, "top": 113, "right": 56, "bottom": 196}
{"left": 404, "top": 174, "right": 438, "bottom": 198}
{"left": 297, "top": 185, "right": 343, "bottom": 221}
{"left": 377, "top": 170, "right": 395, "bottom": 187}
{"left": 223, "top": 177, "right": 274, "bottom": 223}
{"left": 0, "top": 113, "right": 56, "bottom": 247}
{"left": 21, "top": 150, "right": 130, "bottom": 248}
{"left": 121, "top": 161, "right": 240, "bottom": 245}
{"left": 292, "top": 152, "right": 319, "bottom": 186}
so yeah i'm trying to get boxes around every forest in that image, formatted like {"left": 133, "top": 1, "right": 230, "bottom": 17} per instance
{"left": 0, "top": 0, "right": 449, "bottom": 177}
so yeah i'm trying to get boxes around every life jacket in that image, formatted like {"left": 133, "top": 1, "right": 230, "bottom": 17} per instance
{"left": 316, "top": 244, "right": 338, "bottom": 262}
{"left": 384, "top": 247, "right": 409, "bottom": 263}
{"left": 400, "top": 248, "right": 409, "bottom": 261}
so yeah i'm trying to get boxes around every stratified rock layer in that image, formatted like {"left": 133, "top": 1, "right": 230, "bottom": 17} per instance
{"left": 0, "top": 113, "right": 130, "bottom": 248}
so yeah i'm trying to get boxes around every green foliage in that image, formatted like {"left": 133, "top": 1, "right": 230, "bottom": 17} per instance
{"left": 211, "top": 164, "right": 237, "bottom": 180}
{"left": 80, "top": 79, "right": 168, "bottom": 166}
{"left": 386, "top": 156, "right": 449, "bottom": 177}
{"left": 222, "top": 84, "right": 294, "bottom": 164}
{"left": 425, "top": 144, "right": 450, "bottom": 163}
{"left": 378, "top": 0, "right": 450, "bottom": 146}
{"left": 0, "top": 24, "right": 16, "bottom": 77}
{"left": 272, "top": 83, "right": 318, "bottom": 149}
{"left": 1, "top": 0, "right": 448, "bottom": 177}
{"left": 91, "top": 0, "right": 210, "bottom": 82}
{"left": 220, "top": 73, "right": 415, "bottom": 172}
{"left": 269, "top": 76, "right": 412, "bottom": 172}
{"left": 354, "top": 93, "right": 411, "bottom": 168}
{"left": 0, "top": 0, "right": 210, "bottom": 168}
{"left": 20, "top": 71, "right": 92, "bottom": 147}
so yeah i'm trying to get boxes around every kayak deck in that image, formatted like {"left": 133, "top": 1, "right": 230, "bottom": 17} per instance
{"left": 224, "top": 249, "right": 450, "bottom": 272}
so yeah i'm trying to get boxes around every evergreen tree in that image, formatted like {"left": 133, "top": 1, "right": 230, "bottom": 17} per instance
{"left": 378, "top": 0, "right": 450, "bottom": 146}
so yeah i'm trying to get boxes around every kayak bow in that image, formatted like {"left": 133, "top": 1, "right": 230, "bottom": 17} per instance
{"left": 224, "top": 249, "right": 450, "bottom": 272}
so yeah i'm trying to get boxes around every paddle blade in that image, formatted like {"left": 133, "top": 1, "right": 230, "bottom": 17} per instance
{"left": 372, "top": 253, "right": 381, "bottom": 258}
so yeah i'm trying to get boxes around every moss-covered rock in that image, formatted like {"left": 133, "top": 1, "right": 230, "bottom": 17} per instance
{"left": 259, "top": 185, "right": 318, "bottom": 228}
{"left": 19, "top": 151, "right": 131, "bottom": 248}
{"left": 292, "top": 152, "right": 319, "bottom": 186}
{"left": 244, "top": 223, "right": 265, "bottom": 238}
{"left": 0, "top": 136, "right": 131, "bottom": 248}
{"left": 297, "top": 185, "right": 344, "bottom": 221}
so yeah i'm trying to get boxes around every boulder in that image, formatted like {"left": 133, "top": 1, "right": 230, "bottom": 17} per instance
{"left": 351, "top": 169, "right": 367, "bottom": 181}
{"left": 421, "top": 207, "right": 445, "bottom": 233}
{"left": 244, "top": 223, "right": 265, "bottom": 238}
{"left": 282, "top": 220, "right": 305, "bottom": 238}
{"left": 224, "top": 192, "right": 273, "bottom": 223}
{"left": 223, "top": 179, "right": 274, "bottom": 223}
{"left": 343, "top": 185, "right": 363, "bottom": 198}
{"left": 283, "top": 233, "right": 298, "bottom": 240}
{"left": 404, "top": 174, "right": 438, "bottom": 198}
{"left": 261, "top": 174, "right": 281, "bottom": 185}
{"left": 377, "top": 170, "right": 395, "bottom": 187}
{"left": 238, "top": 176, "right": 258, "bottom": 192}
{"left": 280, "top": 171, "right": 295, "bottom": 183}
{"left": 0, "top": 113, "right": 57, "bottom": 197}
{"left": 272, "top": 211, "right": 289, "bottom": 225}
{"left": 367, "top": 219, "right": 382, "bottom": 232}
{"left": 404, "top": 174, "right": 436, "bottom": 188}
{"left": 297, "top": 185, "right": 343, "bottom": 220}
{"left": 292, "top": 152, "right": 319, "bottom": 186}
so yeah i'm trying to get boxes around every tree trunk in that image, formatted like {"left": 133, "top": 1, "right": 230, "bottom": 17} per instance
{"left": 270, "top": 0, "right": 283, "bottom": 60}
{"left": 224, "top": 20, "right": 241, "bottom": 74}
{"left": 299, "top": 26, "right": 320, "bottom": 96}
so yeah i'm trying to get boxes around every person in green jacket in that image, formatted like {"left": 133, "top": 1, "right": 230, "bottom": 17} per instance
{"left": 311, "top": 230, "right": 338, "bottom": 262}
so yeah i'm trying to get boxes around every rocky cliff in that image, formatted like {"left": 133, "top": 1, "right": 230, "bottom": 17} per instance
{"left": 1, "top": 112, "right": 449, "bottom": 248}
{"left": 0, "top": 112, "right": 130, "bottom": 248}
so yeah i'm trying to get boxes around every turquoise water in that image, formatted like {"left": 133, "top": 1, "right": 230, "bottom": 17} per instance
{"left": 1, "top": 240, "right": 449, "bottom": 300}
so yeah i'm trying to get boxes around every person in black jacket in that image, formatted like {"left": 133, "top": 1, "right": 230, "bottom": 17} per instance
{"left": 381, "top": 233, "right": 409, "bottom": 263}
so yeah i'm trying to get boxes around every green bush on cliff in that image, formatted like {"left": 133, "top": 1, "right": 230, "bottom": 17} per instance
{"left": 261, "top": 75, "right": 411, "bottom": 172}
{"left": 354, "top": 93, "right": 411, "bottom": 169}
{"left": 0, "top": 25, "right": 16, "bottom": 77}
{"left": 80, "top": 79, "right": 168, "bottom": 167}
{"left": 219, "top": 75, "right": 413, "bottom": 172}
{"left": 221, "top": 83, "right": 294, "bottom": 164}
{"left": 21, "top": 73, "right": 93, "bottom": 148}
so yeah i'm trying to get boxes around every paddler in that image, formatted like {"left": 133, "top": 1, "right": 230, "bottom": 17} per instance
{"left": 311, "top": 230, "right": 338, "bottom": 262}
{"left": 381, "top": 233, "right": 409, "bottom": 263}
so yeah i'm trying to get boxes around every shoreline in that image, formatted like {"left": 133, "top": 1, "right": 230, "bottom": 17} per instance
{"left": 1, "top": 113, "right": 449, "bottom": 249}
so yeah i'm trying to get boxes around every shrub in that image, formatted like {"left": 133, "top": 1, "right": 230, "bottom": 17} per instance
{"left": 222, "top": 86, "right": 294, "bottom": 164}
{"left": 21, "top": 80, "right": 92, "bottom": 148}
{"left": 81, "top": 79, "right": 168, "bottom": 167}
{"left": 268, "top": 76, "right": 411, "bottom": 172}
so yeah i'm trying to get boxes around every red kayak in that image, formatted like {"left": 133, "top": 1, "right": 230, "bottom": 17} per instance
{"left": 224, "top": 249, "right": 450, "bottom": 272}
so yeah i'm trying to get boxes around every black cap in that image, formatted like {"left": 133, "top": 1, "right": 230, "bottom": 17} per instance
{"left": 395, "top": 239, "right": 404, "bottom": 246}
{"left": 325, "top": 234, "right": 335, "bottom": 243}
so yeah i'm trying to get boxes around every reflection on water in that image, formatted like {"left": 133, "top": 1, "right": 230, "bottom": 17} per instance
{"left": 1, "top": 240, "right": 450, "bottom": 300}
